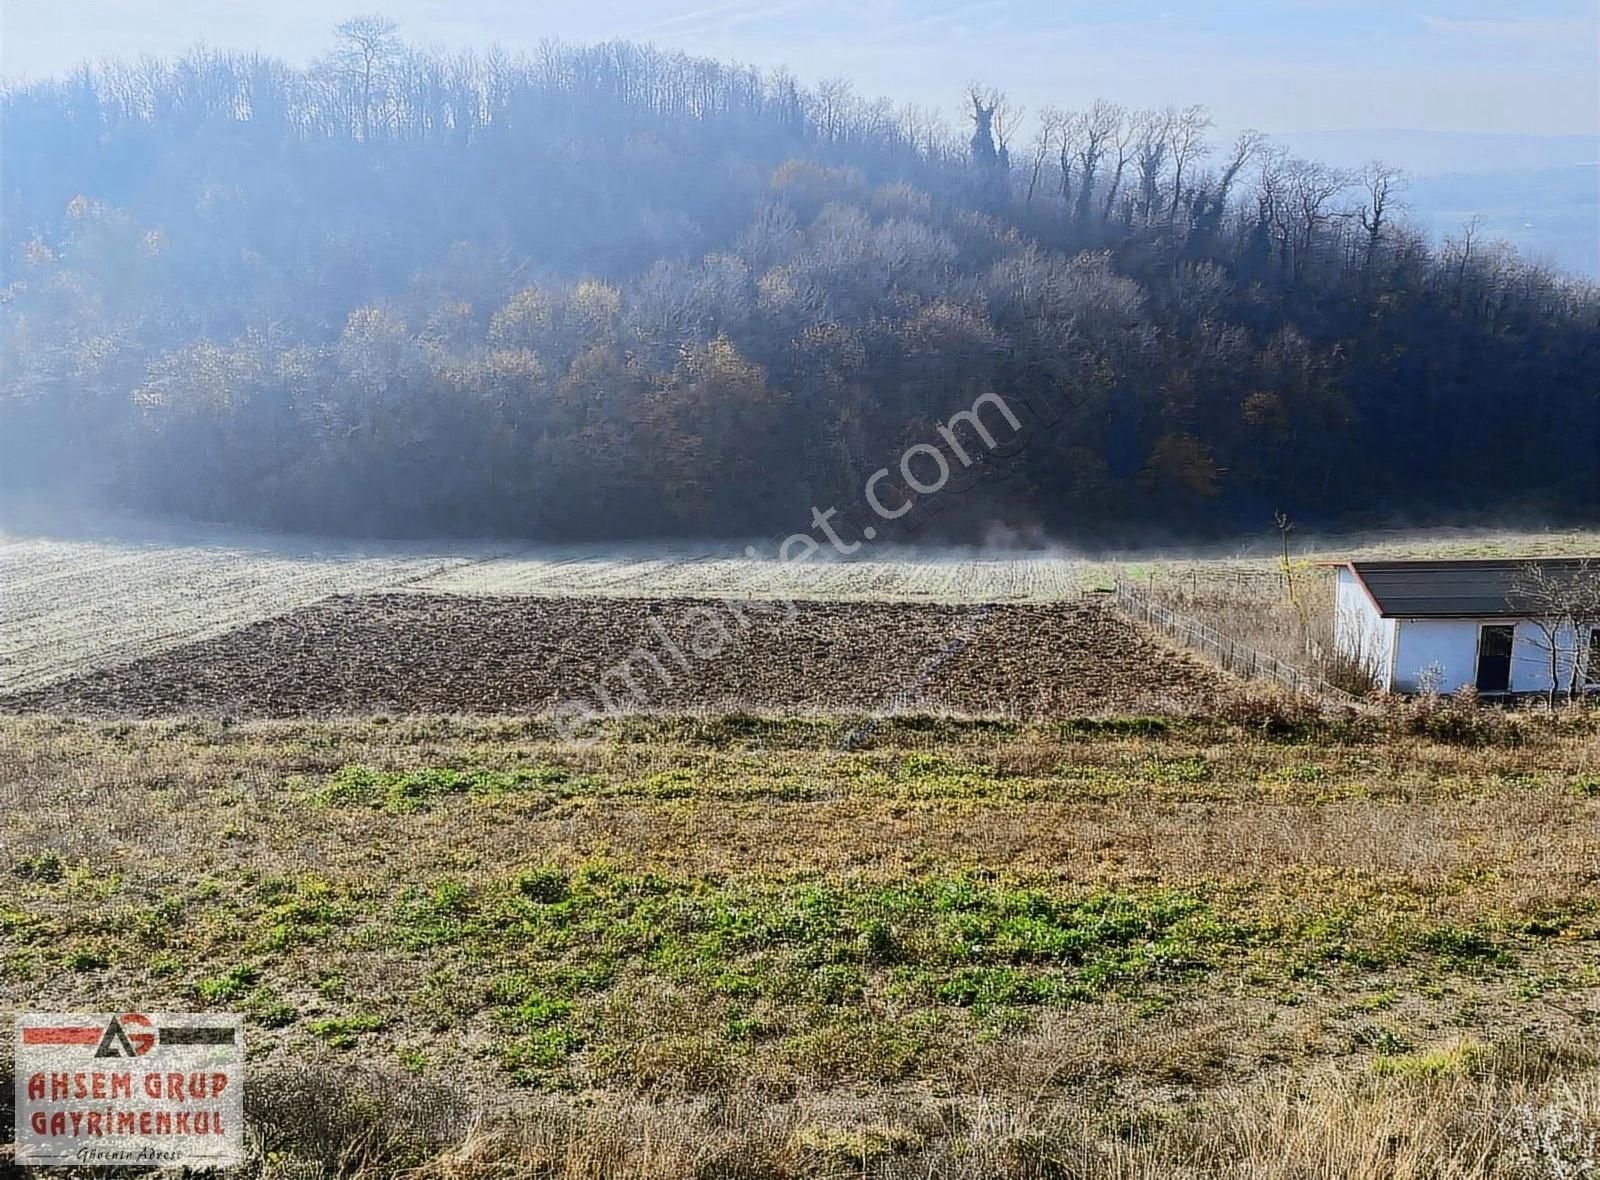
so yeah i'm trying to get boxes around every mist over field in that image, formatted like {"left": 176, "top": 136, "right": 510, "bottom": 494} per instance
{"left": 2, "top": 18, "right": 1597, "bottom": 547}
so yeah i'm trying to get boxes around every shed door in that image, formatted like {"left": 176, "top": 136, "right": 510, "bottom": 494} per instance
{"left": 1476, "top": 625, "right": 1515, "bottom": 693}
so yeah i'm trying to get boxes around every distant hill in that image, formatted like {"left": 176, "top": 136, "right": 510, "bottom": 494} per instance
{"left": 1401, "top": 166, "right": 1599, "bottom": 278}
{"left": 1276, "top": 131, "right": 1599, "bottom": 277}
{"left": 2, "top": 35, "right": 1597, "bottom": 541}
{"left": 1275, "top": 130, "right": 1596, "bottom": 176}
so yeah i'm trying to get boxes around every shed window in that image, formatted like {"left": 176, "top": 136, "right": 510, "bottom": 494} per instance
{"left": 1589, "top": 628, "right": 1600, "bottom": 688}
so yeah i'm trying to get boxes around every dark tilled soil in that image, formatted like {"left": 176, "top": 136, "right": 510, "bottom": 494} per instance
{"left": 0, "top": 594, "right": 1235, "bottom": 718}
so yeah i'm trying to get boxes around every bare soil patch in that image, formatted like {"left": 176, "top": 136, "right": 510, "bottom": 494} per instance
{"left": 0, "top": 594, "right": 1230, "bottom": 718}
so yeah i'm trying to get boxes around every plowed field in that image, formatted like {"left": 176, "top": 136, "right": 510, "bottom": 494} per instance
{"left": 0, "top": 594, "right": 1231, "bottom": 718}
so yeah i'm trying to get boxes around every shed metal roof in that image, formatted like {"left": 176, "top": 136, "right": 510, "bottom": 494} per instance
{"left": 1347, "top": 558, "right": 1600, "bottom": 619}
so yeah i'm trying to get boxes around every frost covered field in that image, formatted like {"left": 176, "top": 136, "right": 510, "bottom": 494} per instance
{"left": 6, "top": 509, "right": 1597, "bottom": 696}
{"left": 0, "top": 528, "right": 476, "bottom": 693}
{"left": 0, "top": 519, "right": 1086, "bottom": 694}
{"left": 414, "top": 545, "right": 1086, "bottom": 601}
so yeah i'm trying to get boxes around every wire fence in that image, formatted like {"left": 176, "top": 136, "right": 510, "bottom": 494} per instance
{"left": 1134, "top": 567, "right": 1291, "bottom": 595}
{"left": 1112, "top": 583, "right": 1360, "bottom": 706}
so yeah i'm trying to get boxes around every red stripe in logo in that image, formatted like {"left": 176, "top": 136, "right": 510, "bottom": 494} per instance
{"left": 23, "top": 1026, "right": 102, "bottom": 1045}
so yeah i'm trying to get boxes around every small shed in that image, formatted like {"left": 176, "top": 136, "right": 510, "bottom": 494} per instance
{"left": 1335, "top": 558, "right": 1600, "bottom": 695}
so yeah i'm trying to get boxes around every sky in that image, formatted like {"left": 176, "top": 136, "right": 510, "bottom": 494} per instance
{"left": 2, "top": 0, "right": 1596, "bottom": 144}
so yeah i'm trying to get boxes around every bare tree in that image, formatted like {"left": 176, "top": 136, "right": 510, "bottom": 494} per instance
{"left": 899, "top": 101, "right": 948, "bottom": 159}
{"left": 1067, "top": 101, "right": 1125, "bottom": 225}
{"left": 334, "top": 15, "right": 401, "bottom": 142}
{"left": 1357, "top": 161, "right": 1406, "bottom": 273}
{"left": 966, "top": 82, "right": 998, "bottom": 168}
{"left": 1026, "top": 106, "right": 1065, "bottom": 207}
{"left": 813, "top": 77, "right": 852, "bottom": 143}
{"left": 1447, "top": 215, "right": 1484, "bottom": 307}
{"left": 1166, "top": 104, "right": 1213, "bottom": 220}
{"left": 1256, "top": 151, "right": 1349, "bottom": 279}
{"left": 1098, "top": 106, "right": 1135, "bottom": 223}
{"left": 1216, "top": 130, "right": 1264, "bottom": 204}
{"left": 1052, "top": 108, "right": 1079, "bottom": 206}
{"left": 1513, "top": 561, "right": 1600, "bottom": 706}
{"left": 1190, "top": 129, "right": 1263, "bottom": 242}
{"left": 965, "top": 83, "right": 1019, "bottom": 173}
{"left": 992, "top": 95, "right": 1022, "bottom": 171}
{"left": 1133, "top": 108, "right": 1173, "bottom": 224}
{"left": 1290, "top": 159, "right": 1349, "bottom": 269}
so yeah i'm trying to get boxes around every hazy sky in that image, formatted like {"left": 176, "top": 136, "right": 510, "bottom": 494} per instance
{"left": 2, "top": 0, "right": 1596, "bottom": 139}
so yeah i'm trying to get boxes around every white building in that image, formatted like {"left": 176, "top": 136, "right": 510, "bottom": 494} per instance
{"left": 1335, "top": 558, "right": 1600, "bottom": 695}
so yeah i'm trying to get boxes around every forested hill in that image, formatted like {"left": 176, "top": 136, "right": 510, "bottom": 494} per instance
{"left": 3, "top": 24, "right": 1598, "bottom": 541}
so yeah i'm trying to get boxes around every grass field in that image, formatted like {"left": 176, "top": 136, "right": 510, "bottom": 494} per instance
{"left": 3, "top": 711, "right": 1598, "bottom": 1177}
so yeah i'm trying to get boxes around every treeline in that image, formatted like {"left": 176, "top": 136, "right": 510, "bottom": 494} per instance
{"left": 2, "top": 22, "right": 1597, "bottom": 540}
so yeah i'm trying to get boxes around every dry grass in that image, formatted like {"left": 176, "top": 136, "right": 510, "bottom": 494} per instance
{"left": 193, "top": 1047, "right": 1599, "bottom": 1178}
{"left": 1139, "top": 566, "right": 1385, "bottom": 694}
{"left": 9, "top": 1032, "right": 1597, "bottom": 1177}
{"left": 3, "top": 711, "right": 1599, "bottom": 1176}
{"left": 1114, "top": 527, "right": 1600, "bottom": 698}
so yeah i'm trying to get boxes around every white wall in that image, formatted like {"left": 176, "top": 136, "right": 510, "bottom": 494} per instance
{"left": 1334, "top": 568, "right": 1397, "bottom": 690}
{"left": 1509, "top": 620, "right": 1596, "bottom": 694}
{"left": 1391, "top": 617, "right": 1597, "bottom": 694}
{"left": 1392, "top": 619, "right": 1479, "bottom": 693}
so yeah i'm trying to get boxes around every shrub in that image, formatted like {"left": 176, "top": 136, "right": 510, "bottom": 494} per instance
{"left": 12, "top": 850, "right": 64, "bottom": 883}
{"left": 310, "top": 1014, "right": 386, "bottom": 1049}
{"left": 1390, "top": 689, "right": 1522, "bottom": 748}
{"left": 196, "top": 963, "right": 259, "bottom": 1003}
{"left": 517, "top": 868, "right": 571, "bottom": 904}
{"left": 1218, "top": 687, "right": 1320, "bottom": 738}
